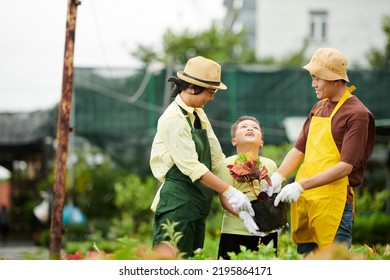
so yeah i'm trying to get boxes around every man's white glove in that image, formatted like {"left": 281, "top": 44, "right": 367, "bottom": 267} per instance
{"left": 223, "top": 186, "right": 255, "bottom": 216}
{"left": 262, "top": 172, "right": 285, "bottom": 196}
{"left": 274, "top": 182, "right": 304, "bottom": 206}
{"left": 239, "top": 211, "right": 267, "bottom": 237}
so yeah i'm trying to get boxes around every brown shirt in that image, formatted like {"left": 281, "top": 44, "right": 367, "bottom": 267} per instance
{"left": 295, "top": 96, "right": 375, "bottom": 202}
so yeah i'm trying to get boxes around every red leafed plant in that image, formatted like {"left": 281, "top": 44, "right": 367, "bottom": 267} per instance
{"left": 227, "top": 151, "right": 271, "bottom": 201}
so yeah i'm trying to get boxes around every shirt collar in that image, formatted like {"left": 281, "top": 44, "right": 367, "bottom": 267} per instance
{"left": 175, "top": 94, "right": 194, "bottom": 114}
{"left": 174, "top": 94, "right": 206, "bottom": 121}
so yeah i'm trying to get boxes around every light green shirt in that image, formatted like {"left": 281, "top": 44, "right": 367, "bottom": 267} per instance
{"left": 218, "top": 154, "right": 277, "bottom": 235}
{"left": 150, "top": 94, "right": 225, "bottom": 183}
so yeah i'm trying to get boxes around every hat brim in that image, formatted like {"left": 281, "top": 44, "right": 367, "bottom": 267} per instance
{"left": 177, "top": 71, "right": 227, "bottom": 90}
{"left": 303, "top": 63, "right": 349, "bottom": 82}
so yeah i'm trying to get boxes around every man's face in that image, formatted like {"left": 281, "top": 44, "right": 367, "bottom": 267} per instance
{"left": 310, "top": 75, "right": 339, "bottom": 100}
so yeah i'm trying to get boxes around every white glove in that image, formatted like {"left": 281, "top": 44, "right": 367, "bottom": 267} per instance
{"left": 262, "top": 172, "right": 284, "bottom": 196}
{"left": 270, "top": 172, "right": 284, "bottom": 193}
{"left": 274, "top": 182, "right": 304, "bottom": 206}
{"left": 261, "top": 183, "right": 273, "bottom": 196}
{"left": 239, "top": 211, "right": 267, "bottom": 237}
{"left": 223, "top": 186, "right": 255, "bottom": 216}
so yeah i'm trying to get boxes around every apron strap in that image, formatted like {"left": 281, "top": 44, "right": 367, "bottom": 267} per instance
{"left": 177, "top": 103, "right": 194, "bottom": 129}
{"left": 330, "top": 85, "right": 356, "bottom": 118}
{"left": 314, "top": 99, "right": 329, "bottom": 116}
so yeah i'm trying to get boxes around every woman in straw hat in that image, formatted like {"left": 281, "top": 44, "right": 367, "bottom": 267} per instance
{"left": 149, "top": 56, "right": 254, "bottom": 257}
{"left": 264, "top": 47, "right": 375, "bottom": 256}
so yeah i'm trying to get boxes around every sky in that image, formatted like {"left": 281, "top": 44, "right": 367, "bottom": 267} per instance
{"left": 0, "top": 0, "right": 225, "bottom": 113}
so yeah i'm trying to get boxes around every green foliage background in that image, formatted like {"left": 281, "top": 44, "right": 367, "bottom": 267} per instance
{"left": 44, "top": 143, "right": 389, "bottom": 260}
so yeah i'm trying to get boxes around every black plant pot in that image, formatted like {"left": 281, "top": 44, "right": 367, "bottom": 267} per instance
{"left": 251, "top": 193, "right": 289, "bottom": 232}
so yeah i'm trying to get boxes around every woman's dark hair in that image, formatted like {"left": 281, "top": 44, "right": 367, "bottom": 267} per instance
{"left": 167, "top": 76, "right": 205, "bottom": 99}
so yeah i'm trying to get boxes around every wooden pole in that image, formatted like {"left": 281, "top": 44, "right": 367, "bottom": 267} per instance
{"left": 49, "top": 0, "right": 81, "bottom": 260}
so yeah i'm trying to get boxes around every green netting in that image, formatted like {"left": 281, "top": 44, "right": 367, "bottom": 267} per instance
{"left": 72, "top": 66, "right": 390, "bottom": 174}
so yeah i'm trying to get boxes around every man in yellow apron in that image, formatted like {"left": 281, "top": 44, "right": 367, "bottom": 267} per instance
{"left": 268, "top": 48, "right": 375, "bottom": 255}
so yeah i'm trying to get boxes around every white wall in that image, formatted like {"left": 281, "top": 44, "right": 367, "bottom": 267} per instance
{"left": 256, "top": 0, "right": 389, "bottom": 67}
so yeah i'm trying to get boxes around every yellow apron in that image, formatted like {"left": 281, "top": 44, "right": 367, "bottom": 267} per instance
{"left": 292, "top": 85, "right": 356, "bottom": 249}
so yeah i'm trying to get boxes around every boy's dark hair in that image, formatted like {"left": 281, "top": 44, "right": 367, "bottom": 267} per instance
{"left": 231, "top": 116, "right": 263, "bottom": 138}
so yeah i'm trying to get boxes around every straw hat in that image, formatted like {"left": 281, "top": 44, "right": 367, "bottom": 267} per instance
{"left": 177, "top": 56, "right": 227, "bottom": 90}
{"left": 303, "top": 48, "right": 349, "bottom": 82}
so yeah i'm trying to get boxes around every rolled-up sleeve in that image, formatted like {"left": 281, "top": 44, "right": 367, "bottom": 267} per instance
{"left": 162, "top": 115, "right": 209, "bottom": 182}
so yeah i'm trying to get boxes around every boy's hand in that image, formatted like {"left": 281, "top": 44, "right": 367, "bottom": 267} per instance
{"left": 223, "top": 186, "right": 254, "bottom": 216}
{"left": 262, "top": 172, "right": 285, "bottom": 195}
{"left": 261, "top": 183, "right": 274, "bottom": 196}
{"left": 269, "top": 172, "right": 284, "bottom": 193}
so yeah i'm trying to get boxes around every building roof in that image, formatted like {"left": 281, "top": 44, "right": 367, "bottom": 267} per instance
{"left": 0, "top": 109, "right": 56, "bottom": 146}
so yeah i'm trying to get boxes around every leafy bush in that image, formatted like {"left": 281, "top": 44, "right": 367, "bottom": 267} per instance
{"left": 353, "top": 212, "right": 390, "bottom": 245}
{"left": 110, "top": 174, "right": 156, "bottom": 239}
{"left": 353, "top": 189, "right": 390, "bottom": 245}
{"left": 355, "top": 188, "right": 390, "bottom": 213}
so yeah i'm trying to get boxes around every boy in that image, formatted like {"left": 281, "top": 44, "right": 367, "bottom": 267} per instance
{"left": 217, "top": 116, "right": 279, "bottom": 259}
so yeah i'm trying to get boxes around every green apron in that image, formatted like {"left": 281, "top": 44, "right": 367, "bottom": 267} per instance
{"left": 153, "top": 105, "right": 213, "bottom": 257}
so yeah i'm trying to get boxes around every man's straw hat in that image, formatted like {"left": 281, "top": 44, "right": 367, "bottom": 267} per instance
{"left": 177, "top": 56, "right": 227, "bottom": 90}
{"left": 303, "top": 48, "right": 349, "bottom": 82}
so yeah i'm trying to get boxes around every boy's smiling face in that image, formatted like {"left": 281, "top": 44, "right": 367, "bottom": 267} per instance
{"left": 232, "top": 120, "right": 264, "bottom": 148}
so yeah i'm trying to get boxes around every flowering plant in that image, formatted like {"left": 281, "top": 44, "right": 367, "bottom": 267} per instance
{"left": 227, "top": 151, "right": 271, "bottom": 201}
